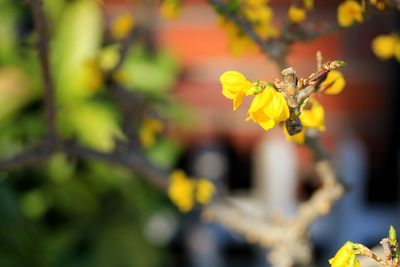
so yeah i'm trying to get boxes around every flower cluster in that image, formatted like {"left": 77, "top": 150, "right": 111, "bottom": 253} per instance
{"left": 337, "top": 0, "right": 388, "bottom": 28}
{"left": 220, "top": 71, "right": 289, "bottom": 131}
{"left": 372, "top": 34, "right": 400, "bottom": 61}
{"left": 168, "top": 170, "right": 215, "bottom": 212}
{"left": 217, "top": 0, "right": 277, "bottom": 56}
{"left": 219, "top": 61, "right": 346, "bottom": 143}
{"left": 288, "top": 0, "right": 313, "bottom": 24}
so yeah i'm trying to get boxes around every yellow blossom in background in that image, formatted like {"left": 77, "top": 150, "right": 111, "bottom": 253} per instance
{"left": 244, "top": 6, "right": 273, "bottom": 24}
{"left": 111, "top": 13, "right": 135, "bottom": 39}
{"left": 168, "top": 170, "right": 195, "bottom": 213}
{"left": 371, "top": 34, "right": 397, "bottom": 60}
{"left": 329, "top": 241, "right": 360, "bottom": 267}
{"left": 196, "top": 179, "right": 215, "bottom": 204}
{"left": 83, "top": 58, "right": 103, "bottom": 92}
{"left": 321, "top": 70, "right": 346, "bottom": 95}
{"left": 218, "top": 19, "right": 258, "bottom": 56}
{"left": 288, "top": 5, "right": 307, "bottom": 23}
{"left": 168, "top": 170, "right": 216, "bottom": 212}
{"left": 337, "top": 0, "right": 363, "bottom": 27}
{"left": 283, "top": 102, "right": 325, "bottom": 144}
{"left": 303, "top": 0, "right": 314, "bottom": 10}
{"left": 247, "top": 87, "right": 290, "bottom": 131}
{"left": 300, "top": 102, "right": 325, "bottom": 131}
{"left": 220, "top": 71, "right": 253, "bottom": 110}
{"left": 160, "top": 0, "right": 181, "bottom": 20}
{"left": 139, "top": 117, "right": 164, "bottom": 148}
{"left": 217, "top": 0, "right": 277, "bottom": 55}
{"left": 369, "top": 0, "right": 385, "bottom": 10}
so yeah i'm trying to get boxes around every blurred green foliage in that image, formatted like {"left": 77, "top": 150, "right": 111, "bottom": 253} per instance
{"left": 0, "top": 0, "right": 185, "bottom": 266}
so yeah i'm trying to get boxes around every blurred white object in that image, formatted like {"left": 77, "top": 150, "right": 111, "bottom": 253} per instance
{"left": 253, "top": 129, "right": 298, "bottom": 217}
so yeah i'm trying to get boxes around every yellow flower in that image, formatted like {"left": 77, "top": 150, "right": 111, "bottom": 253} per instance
{"left": 168, "top": 171, "right": 216, "bottom": 212}
{"left": 371, "top": 34, "right": 397, "bottom": 60}
{"left": 220, "top": 71, "right": 253, "bottom": 110}
{"left": 288, "top": 6, "right": 307, "bottom": 23}
{"left": 320, "top": 70, "right": 346, "bottom": 95}
{"left": 160, "top": 0, "right": 181, "bottom": 20}
{"left": 300, "top": 102, "right": 325, "bottom": 131}
{"left": 329, "top": 241, "right": 360, "bottom": 267}
{"left": 218, "top": 19, "right": 257, "bottom": 56}
{"left": 139, "top": 117, "right": 164, "bottom": 148}
{"left": 111, "top": 14, "right": 134, "bottom": 39}
{"left": 337, "top": 0, "right": 363, "bottom": 27}
{"left": 303, "top": 0, "right": 314, "bottom": 10}
{"left": 168, "top": 170, "right": 195, "bottom": 213}
{"left": 247, "top": 87, "right": 290, "bottom": 131}
{"left": 196, "top": 179, "right": 215, "bottom": 204}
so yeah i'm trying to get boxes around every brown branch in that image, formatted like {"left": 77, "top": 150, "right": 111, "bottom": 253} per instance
{"left": 63, "top": 142, "right": 169, "bottom": 190}
{"left": 209, "top": 0, "right": 342, "bottom": 70}
{"left": 356, "top": 243, "right": 391, "bottom": 267}
{"left": 30, "top": 0, "right": 57, "bottom": 141}
{"left": 0, "top": 141, "right": 169, "bottom": 191}
{"left": 0, "top": 143, "right": 54, "bottom": 170}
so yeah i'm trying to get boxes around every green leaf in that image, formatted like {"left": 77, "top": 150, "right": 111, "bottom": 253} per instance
{"left": 52, "top": 0, "right": 103, "bottom": 103}
{"left": 58, "top": 101, "right": 125, "bottom": 152}
{"left": 120, "top": 46, "right": 179, "bottom": 94}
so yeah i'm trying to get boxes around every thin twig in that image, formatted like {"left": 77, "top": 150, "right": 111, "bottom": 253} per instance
{"left": 0, "top": 141, "right": 169, "bottom": 191}
{"left": 357, "top": 243, "right": 390, "bottom": 266}
{"left": 30, "top": 0, "right": 57, "bottom": 141}
{"left": 63, "top": 142, "right": 169, "bottom": 190}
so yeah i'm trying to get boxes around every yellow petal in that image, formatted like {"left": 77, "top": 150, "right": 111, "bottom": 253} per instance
{"left": 283, "top": 126, "right": 305, "bottom": 144}
{"left": 322, "top": 70, "right": 346, "bottom": 95}
{"left": 300, "top": 103, "right": 325, "bottom": 130}
{"left": 276, "top": 91, "right": 290, "bottom": 121}
{"left": 248, "top": 89, "right": 273, "bottom": 114}
{"left": 288, "top": 5, "right": 306, "bottom": 23}
{"left": 220, "top": 71, "right": 252, "bottom": 91}
{"left": 258, "top": 119, "right": 276, "bottom": 131}
{"left": 222, "top": 87, "right": 235, "bottom": 100}
{"left": 233, "top": 89, "right": 245, "bottom": 110}
{"left": 371, "top": 34, "right": 397, "bottom": 60}
{"left": 263, "top": 91, "right": 288, "bottom": 120}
